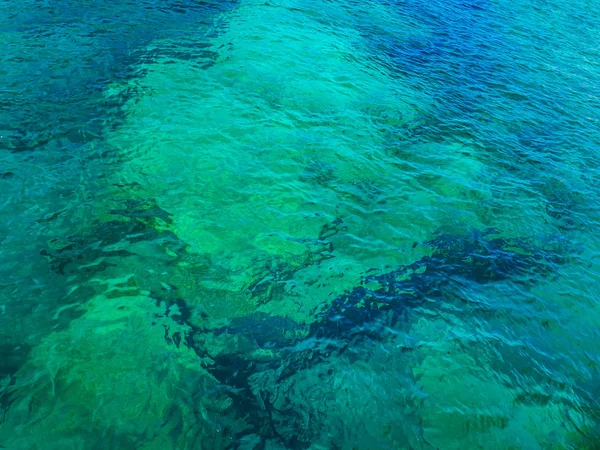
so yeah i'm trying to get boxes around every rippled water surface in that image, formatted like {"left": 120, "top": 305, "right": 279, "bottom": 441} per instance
{"left": 1, "top": 0, "right": 600, "bottom": 448}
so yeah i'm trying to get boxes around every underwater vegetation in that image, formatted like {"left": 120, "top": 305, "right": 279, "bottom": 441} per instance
{"left": 178, "top": 228, "right": 585, "bottom": 449}
{"left": 1, "top": 0, "right": 234, "bottom": 154}
{"left": 1, "top": 0, "right": 600, "bottom": 448}
{"left": 4, "top": 189, "right": 593, "bottom": 448}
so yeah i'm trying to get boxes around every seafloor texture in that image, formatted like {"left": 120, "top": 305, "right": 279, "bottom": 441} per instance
{"left": 1, "top": 0, "right": 599, "bottom": 448}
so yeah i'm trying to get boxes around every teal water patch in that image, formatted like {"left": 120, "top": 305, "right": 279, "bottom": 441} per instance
{"left": 0, "top": 0, "right": 236, "bottom": 442}
{"left": 0, "top": 0, "right": 234, "bottom": 152}
{"left": 1, "top": 0, "right": 600, "bottom": 448}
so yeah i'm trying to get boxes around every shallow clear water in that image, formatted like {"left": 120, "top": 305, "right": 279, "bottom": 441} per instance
{"left": 1, "top": 0, "right": 600, "bottom": 448}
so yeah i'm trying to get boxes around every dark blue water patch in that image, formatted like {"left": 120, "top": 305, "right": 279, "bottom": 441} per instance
{"left": 0, "top": 343, "right": 30, "bottom": 406}
{"left": 309, "top": 228, "right": 571, "bottom": 344}
{"left": 0, "top": 202, "right": 194, "bottom": 424}
{"left": 17, "top": 214, "right": 580, "bottom": 446}
{"left": 363, "top": 2, "right": 511, "bottom": 147}
{"left": 366, "top": 0, "right": 600, "bottom": 235}
{"left": 182, "top": 227, "right": 577, "bottom": 448}
{"left": 0, "top": 0, "right": 237, "bottom": 408}
{"left": 40, "top": 207, "right": 183, "bottom": 279}
{"left": 1, "top": 0, "right": 236, "bottom": 154}
{"left": 371, "top": 0, "right": 600, "bottom": 172}
{"left": 373, "top": 0, "right": 498, "bottom": 87}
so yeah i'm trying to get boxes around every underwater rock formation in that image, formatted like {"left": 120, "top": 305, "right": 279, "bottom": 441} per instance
{"left": 183, "top": 228, "right": 573, "bottom": 448}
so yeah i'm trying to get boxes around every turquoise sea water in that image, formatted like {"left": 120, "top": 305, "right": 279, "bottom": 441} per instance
{"left": 1, "top": 0, "right": 600, "bottom": 448}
